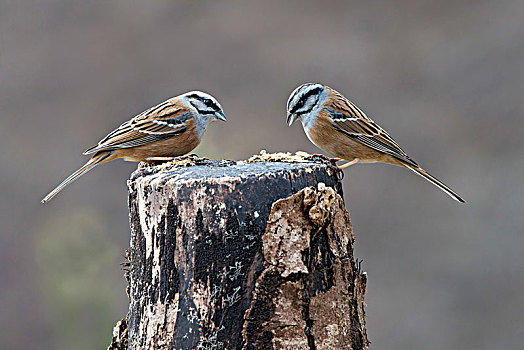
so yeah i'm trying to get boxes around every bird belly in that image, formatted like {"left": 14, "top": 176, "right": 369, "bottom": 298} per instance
{"left": 117, "top": 132, "right": 201, "bottom": 162}
{"left": 307, "top": 119, "right": 388, "bottom": 163}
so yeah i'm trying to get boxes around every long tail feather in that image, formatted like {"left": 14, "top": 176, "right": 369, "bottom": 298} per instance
{"left": 403, "top": 163, "right": 467, "bottom": 203}
{"left": 41, "top": 152, "right": 114, "bottom": 203}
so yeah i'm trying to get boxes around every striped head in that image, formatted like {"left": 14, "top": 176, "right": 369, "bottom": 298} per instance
{"left": 182, "top": 90, "right": 227, "bottom": 122}
{"left": 179, "top": 91, "right": 227, "bottom": 139}
{"left": 286, "top": 83, "right": 329, "bottom": 127}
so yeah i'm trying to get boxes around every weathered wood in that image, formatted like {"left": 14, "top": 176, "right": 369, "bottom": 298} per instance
{"left": 109, "top": 152, "right": 368, "bottom": 350}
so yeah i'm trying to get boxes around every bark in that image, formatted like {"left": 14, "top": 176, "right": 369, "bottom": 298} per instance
{"left": 108, "top": 152, "right": 368, "bottom": 350}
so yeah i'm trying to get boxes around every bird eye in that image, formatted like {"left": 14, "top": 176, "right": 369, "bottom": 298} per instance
{"left": 203, "top": 99, "right": 216, "bottom": 108}
{"left": 294, "top": 92, "right": 319, "bottom": 114}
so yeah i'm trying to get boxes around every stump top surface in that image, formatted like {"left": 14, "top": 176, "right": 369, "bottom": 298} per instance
{"left": 130, "top": 151, "right": 340, "bottom": 184}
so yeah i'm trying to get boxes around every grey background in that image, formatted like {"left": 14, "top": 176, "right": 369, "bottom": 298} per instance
{"left": 1, "top": 1, "right": 522, "bottom": 349}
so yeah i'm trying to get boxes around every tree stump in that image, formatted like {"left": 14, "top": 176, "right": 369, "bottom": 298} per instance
{"left": 109, "top": 152, "right": 368, "bottom": 350}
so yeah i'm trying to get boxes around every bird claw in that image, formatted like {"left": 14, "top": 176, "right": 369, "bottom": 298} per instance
{"left": 311, "top": 153, "right": 342, "bottom": 163}
{"left": 309, "top": 154, "right": 345, "bottom": 179}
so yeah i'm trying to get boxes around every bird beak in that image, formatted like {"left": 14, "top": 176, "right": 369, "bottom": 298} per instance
{"left": 286, "top": 112, "right": 297, "bottom": 126}
{"left": 214, "top": 111, "right": 227, "bottom": 121}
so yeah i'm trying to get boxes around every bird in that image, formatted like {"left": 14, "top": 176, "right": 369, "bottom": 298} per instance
{"left": 286, "top": 83, "right": 466, "bottom": 203}
{"left": 41, "top": 91, "right": 227, "bottom": 203}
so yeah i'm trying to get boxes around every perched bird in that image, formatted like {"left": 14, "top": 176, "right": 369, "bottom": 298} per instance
{"left": 286, "top": 83, "right": 466, "bottom": 203}
{"left": 41, "top": 91, "right": 227, "bottom": 203}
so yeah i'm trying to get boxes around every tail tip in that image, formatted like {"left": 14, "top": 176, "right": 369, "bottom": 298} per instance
{"left": 455, "top": 196, "right": 468, "bottom": 204}
{"left": 41, "top": 192, "right": 56, "bottom": 204}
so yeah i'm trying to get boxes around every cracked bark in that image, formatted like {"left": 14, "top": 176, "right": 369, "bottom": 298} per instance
{"left": 108, "top": 154, "right": 368, "bottom": 350}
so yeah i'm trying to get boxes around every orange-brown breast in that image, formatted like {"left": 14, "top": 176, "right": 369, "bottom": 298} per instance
{"left": 114, "top": 118, "right": 201, "bottom": 161}
{"left": 308, "top": 110, "right": 400, "bottom": 165}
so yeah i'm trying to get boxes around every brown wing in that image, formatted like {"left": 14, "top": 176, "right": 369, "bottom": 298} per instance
{"left": 326, "top": 99, "right": 418, "bottom": 167}
{"left": 84, "top": 101, "right": 192, "bottom": 155}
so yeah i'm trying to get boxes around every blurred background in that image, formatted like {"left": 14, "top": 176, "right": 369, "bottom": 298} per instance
{"left": 1, "top": 1, "right": 523, "bottom": 349}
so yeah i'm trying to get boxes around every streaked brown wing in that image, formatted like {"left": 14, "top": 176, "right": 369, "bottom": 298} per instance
{"left": 327, "top": 107, "right": 418, "bottom": 167}
{"left": 84, "top": 103, "right": 192, "bottom": 154}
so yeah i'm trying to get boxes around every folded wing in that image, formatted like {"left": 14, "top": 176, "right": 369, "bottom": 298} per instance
{"left": 327, "top": 106, "right": 418, "bottom": 167}
{"left": 84, "top": 104, "right": 191, "bottom": 155}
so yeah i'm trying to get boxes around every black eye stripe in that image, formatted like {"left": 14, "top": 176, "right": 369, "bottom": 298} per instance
{"left": 290, "top": 87, "right": 321, "bottom": 114}
{"left": 189, "top": 97, "right": 220, "bottom": 113}
{"left": 288, "top": 84, "right": 314, "bottom": 108}
{"left": 203, "top": 99, "right": 219, "bottom": 109}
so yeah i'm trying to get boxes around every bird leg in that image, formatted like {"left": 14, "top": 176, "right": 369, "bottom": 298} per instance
{"left": 312, "top": 153, "right": 343, "bottom": 162}
{"left": 146, "top": 157, "right": 176, "bottom": 161}
{"left": 338, "top": 158, "right": 359, "bottom": 169}
{"left": 146, "top": 154, "right": 198, "bottom": 163}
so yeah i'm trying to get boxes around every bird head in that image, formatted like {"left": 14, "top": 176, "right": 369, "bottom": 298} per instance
{"left": 286, "top": 83, "right": 327, "bottom": 126}
{"left": 183, "top": 91, "right": 227, "bottom": 124}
